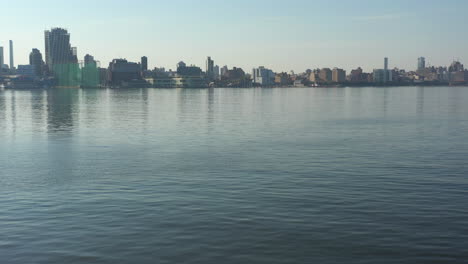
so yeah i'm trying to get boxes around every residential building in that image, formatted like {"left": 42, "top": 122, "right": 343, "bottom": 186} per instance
{"left": 332, "top": 68, "right": 346, "bottom": 83}
{"left": 252, "top": 66, "right": 274, "bottom": 86}
{"left": 206, "top": 56, "right": 214, "bottom": 79}
{"left": 373, "top": 58, "right": 392, "bottom": 84}
{"left": 107, "top": 59, "right": 142, "bottom": 86}
{"left": 82, "top": 54, "right": 99, "bottom": 87}
{"left": 418, "top": 57, "right": 426, "bottom": 71}
{"left": 318, "top": 68, "right": 332, "bottom": 83}
{"left": 213, "top": 65, "right": 220, "bottom": 80}
{"left": 348, "top": 67, "right": 368, "bottom": 83}
{"left": 45, "top": 28, "right": 77, "bottom": 69}
{"left": 220, "top": 65, "right": 228, "bottom": 77}
{"left": 17, "top": 65, "right": 36, "bottom": 78}
{"left": 141, "top": 56, "right": 148, "bottom": 71}
{"left": 449, "top": 61, "right": 464, "bottom": 72}
{"left": 84, "top": 54, "right": 97, "bottom": 66}
{"left": 29, "top": 49, "right": 44, "bottom": 77}
{"left": 275, "top": 72, "right": 291, "bottom": 86}
{"left": 44, "top": 28, "right": 80, "bottom": 86}
{"left": 177, "top": 62, "right": 203, "bottom": 76}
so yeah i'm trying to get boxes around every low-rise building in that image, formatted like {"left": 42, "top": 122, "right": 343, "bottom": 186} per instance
{"left": 107, "top": 59, "right": 141, "bottom": 86}
{"left": 275, "top": 72, "right": 291, "bottom": 86}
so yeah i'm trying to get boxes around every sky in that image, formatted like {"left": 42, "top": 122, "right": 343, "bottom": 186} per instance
{"left": 1, "top": 0, "right": 468, "bottom": 73}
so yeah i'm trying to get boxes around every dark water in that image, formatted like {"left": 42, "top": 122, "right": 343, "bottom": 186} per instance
{"left": 0, "top": 87, "right": 467, "bottom": 264}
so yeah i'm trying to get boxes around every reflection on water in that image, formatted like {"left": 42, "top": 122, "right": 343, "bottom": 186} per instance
{"left": 47, "top": 88, "right": 78, "bottom": 133}
{"left": 1, "top": 87, "right": 468, "bottom": 264}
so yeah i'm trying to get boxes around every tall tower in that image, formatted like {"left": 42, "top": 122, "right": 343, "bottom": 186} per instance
{"left": 0, "top": 46, "right": 4, "bottom": 70}
{"left": 44, "top": 28, "right": 79, "bottom": 86}
{"left": 29, "top": 48, "right": 44, "bottom": 77}
{"left": 9, "top": 40, "right": 14, "bottom": 70}
{"left": 206, "top": 56, "right": 214, "bottom": 79}
{"left": 44, "top": 28, "right": 75, "bottom": 71}
{"left": 141, "top": 56, "right": 148, "bottom": 71}
{"left": 384, "top": 57, "right": 389, "bottom": 83}
{"left": 418, "top": 57, "right": 426, "bottom": 71}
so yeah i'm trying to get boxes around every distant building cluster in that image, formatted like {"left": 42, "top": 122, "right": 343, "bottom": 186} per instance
{"left": 1, "top": 28, "right": 468, "bottom": 89}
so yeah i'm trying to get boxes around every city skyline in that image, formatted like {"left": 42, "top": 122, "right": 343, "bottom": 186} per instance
{"left": 1, "top": 0, "right": 468, "bottom": 73}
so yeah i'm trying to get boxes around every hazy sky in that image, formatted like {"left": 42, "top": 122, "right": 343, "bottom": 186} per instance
{"left": 1, "top": 0, "right": 468, "bottom": 73}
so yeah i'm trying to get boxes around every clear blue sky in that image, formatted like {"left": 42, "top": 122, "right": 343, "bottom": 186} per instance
{"left": 1, "top": 0, "right": 467, "bottom": 72}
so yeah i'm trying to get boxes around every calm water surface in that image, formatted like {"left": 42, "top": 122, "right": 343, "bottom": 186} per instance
{"left": 0, "top": 87, "right": 467, "bottom": 263}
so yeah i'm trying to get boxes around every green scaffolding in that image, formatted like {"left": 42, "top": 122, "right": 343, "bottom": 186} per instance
{"left": 52, "top": 63, "right": 100, "bottom": 88}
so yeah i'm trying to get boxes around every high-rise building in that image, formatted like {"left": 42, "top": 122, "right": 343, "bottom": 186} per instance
{"left": 9, "top": 40, "right": 14, "bottom": 70}
{"left": 82, "top": 54, "right": 99, "bottom": 87}
{"left": 373, "top": 58, "right": 392, "bottom": 84}
{"left": 252, "top": 66, "right": 275, "bottom": 86}
{"left": 0, "top": 46, "right": 4, "bottom": 70}
{"left": 141, "top": 56, "right": 148, "bottom": 71}
{"left": 221, "top": 65, "right": 228, "bottom": 77}
{"left": 84, "top": 54, "right": 97, "bottom": 66}
{"left": 332, "top": 68, "right": 346, "bottom": 83}
{"left": 44, "top": 28, "right": 77, "bottom": 70}
{"left": 213, "top": 65, "right": 220, "bottom": 80}
{"left": 44, "top": 28, "right": 80, "bottom": 86}
{"left": 418, "top": 57, "right": 426, "bottom": 71}
{"left": 318, "top": 68, "right": 332, "bottom": 83}
{"left": 29, "top": 49, "right": 44, "bottom": 77}
{"left": 206, "top": 56, "right": 214, "bottom": 79}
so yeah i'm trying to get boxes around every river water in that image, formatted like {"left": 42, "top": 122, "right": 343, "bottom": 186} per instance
{"left": 0, "top": 87, "right": 467, "bottom": 263}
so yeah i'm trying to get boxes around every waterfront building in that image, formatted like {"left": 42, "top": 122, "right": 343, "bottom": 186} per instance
{"left": 318, "top": 68, "right": 332, "bottom": 83}
{"left": 449, "top": 61, "right": 464, "bottom": 72}
{"left": 206, "top": 56, "right": 214, "bottom": 79}
{"left": 45, "top": 28, "right": 77, "bottom": 69}
{"left": 147, "top": 76, "right": 207, "bottom": 88}
{"left": 418, "top": 57, "right": 426, "bottom": 71}
{"left": 141, "top": 56, "right": 148, "bottom": 71}
{"left": 44, "top": 28, "right": 80, "bottom": 86}
{"left": 373, "top": 58, "right": 392, "bottom": 84}
{"left": 348, "top": 67, "right": 365, "bottom": 82}
{"left": 332, "top": 68, "right": 346, "bottom": 83}
{"left": 275, "top": 72, "right": 291, "bottom": 86}
{"left": 82, "top": 54, "right": 100, "bottom": 87}
{"left": 221, "top": 65, "right": 228, "bottom": 77}
{"left": 29, "top": 49, "right": 44, "bottom": 77}
{"left": 252, "top": 66, "right": 275, "bottom": 86}
{"left": 213, "top": 65, "right": 220, "bottom": 80}
{"left": 177, "top": 62, "right": 203, "bottom": 76}
{"left": 9, "top": 40, "right": 14, "bottom": 70}
{"left": 449, "top": 71, "right": 468, "bottom": 84}
{"left": 107, "top": 59, "right": 142, "bottom": 86}
{"left": 84, "top": 54, "right": 97, "bottom": 66}
{"left": 17, "top": 65, "right": 36, "bottom": 78}
{"left": 221, "top": 67, "right": 250, "bottom": 87}
{"left": 0, "top": 46, "right": 4, "bottom": 72}
{"left": 373, "top": 69, "right": 393, "bottom": 84}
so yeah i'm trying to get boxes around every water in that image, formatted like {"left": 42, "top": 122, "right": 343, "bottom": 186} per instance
{"left": 0, "top": 87, "right": 467, "bottom": 264}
